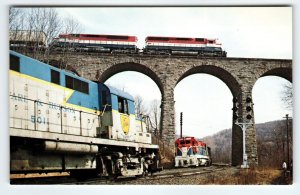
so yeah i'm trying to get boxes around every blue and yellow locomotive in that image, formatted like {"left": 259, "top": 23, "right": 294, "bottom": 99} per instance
{"left": 9, "top": 51, "right": 161, "bottom": 178}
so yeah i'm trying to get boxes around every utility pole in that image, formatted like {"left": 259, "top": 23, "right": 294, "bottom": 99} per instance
{"left": 180, "top": 112, "right": 183, "bottom": 138}
{"left": 235, "top": 122, "right": 253, "bottom": 168}
{"left": 283, "top": 114, "right": 292, "bottom": 168}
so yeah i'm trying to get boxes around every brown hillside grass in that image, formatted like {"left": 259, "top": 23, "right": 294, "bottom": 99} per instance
{"left": 202, "top": 167, "right": 287, "bottom": 185}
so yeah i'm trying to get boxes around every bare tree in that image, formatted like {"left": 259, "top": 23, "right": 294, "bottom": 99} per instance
{"left": 9, "top": 7, "right": 23, "bottom": 31}
{"left": 62, "top": 15, "right": 83, "bottom": 34}
{"left": 149, "top": 99, "right": 161, "bottom": 135}
{"left": 281, "top": 82, "right": 292, "bottom": 110}
{"left": 134, "top": 95, "right": 148, "bottom": 117}
{"left": 27, "top": 8, "right": 61, "bottom": 58}
{"left": 9, "top": 7, "right": 26, "bottom": 50}
{"left": 57, "top": 15, "right": 84, "bottom": 66}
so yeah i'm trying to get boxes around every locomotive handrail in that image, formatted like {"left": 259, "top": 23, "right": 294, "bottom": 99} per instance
{"left": 10, "top": 94, "right": 99, "bottom": 136}
{"left": 9, "top": 94, "right": 99, "bottom": 115}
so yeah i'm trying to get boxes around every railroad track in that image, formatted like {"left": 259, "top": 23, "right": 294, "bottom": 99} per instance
{"left": 11, "top": 165, "right": 230, "bottom": 185}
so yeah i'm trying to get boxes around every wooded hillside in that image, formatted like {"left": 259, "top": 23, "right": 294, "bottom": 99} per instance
{"left": 201, "top": 120, "right": 293, "bottom": 167}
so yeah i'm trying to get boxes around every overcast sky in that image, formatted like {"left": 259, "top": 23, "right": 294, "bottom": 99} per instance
{"left": 55, "top": 7, "right": 292, "bottom": 138}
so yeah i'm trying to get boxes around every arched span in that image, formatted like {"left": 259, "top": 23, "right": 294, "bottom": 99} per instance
{"left": 98, "top": 62, "right": 164, "bottom": 97}
{"left": 260, "top": 67, "right": 292, "bottom": 83}
{"left": 176, "top": 65, "right": 242, "bottom": 97}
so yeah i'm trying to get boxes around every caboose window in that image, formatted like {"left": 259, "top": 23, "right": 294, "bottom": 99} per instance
{"left": 10, "top": 54, "right": 20, "bottom": 72}
{"left": 51, "top": 69, "right": 60, "bottom": 85}
{"left": 65, "top": 75, "right": 89, "bottom": 94}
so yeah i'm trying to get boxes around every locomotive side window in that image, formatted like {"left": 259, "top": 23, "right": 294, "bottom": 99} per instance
{"left": 81, "top": 81, "right": 89, "bottom": 94}
{"left": 101, "top": 90, "right": 107, "bottom": 105}
{"left": 65, "top": 75, "right": 89, "bottom": 94}
{"left": 51, "top": 69, "right": 60, "bottom": 85}
{"left": 118, "top": 97, "right": 128, "bottom": 114}
{"left": 73, "top": 78, "right": 81, "bottom": 91}
{"left": 148, "top": 37, "right": 169, "bottom": 41}
{"left": 10, "top": 54, "right": 20, "bottom": 72}
{"left": 107, "top": 35, "right": 128, "bottom": 40}
{"left": 70, "top": 34, "right": 80, "bottom": 37}
{"left": 176, "top": 38, "right": 191, "bottom": 41}
{"left": 195, "top": 38, "right": 205, "bottom": 42}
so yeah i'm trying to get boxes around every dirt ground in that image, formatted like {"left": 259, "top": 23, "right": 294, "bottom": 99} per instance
{"left": 116, "top": 167, "right": 293, "bottom": 185}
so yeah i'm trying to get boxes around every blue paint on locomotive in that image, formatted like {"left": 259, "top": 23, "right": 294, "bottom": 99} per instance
{"left": 10, "top": 51, "right": 139, "bottom": 115}
{"left": 107, "top": 86, "right": 135, "bottom": 115}
{"left": 66, "top": 82, "right": 99, "bottom": 110}
{"left": 187, "top": 147, "right": 194, "bottom": 156}
{"left": 176, "top": 148, "right": 182, "bottom": 156}
{"left": 10, "top": 51, "right": 100, "bottom": 111}
{"left": 11, "top": 50, "right": 53, "bottom": 82}
{"left": 98, "top": 83, "right": 112, "bottom": 111}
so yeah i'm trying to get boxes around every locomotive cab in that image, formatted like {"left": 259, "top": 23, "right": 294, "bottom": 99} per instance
{"left": 97, "top": 85, "right": 151, "bottom": 143}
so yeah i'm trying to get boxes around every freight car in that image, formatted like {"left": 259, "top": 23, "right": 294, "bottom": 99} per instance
{"left": 175, "top": 137, "right": 212, "bottom": 167}
{"left": 50, "top": 33, "right": 138, "bottom": 53}
{"left": 9, "top": 51, "right": 162, "bottom": 179}
{"left": 9, "top": 30, "right": 47, "bottom": 50}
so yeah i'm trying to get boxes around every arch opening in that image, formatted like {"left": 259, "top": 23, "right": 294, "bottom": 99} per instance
{"left": 98, "top": 62, "right": 164, "bottom": 98}
{"left": 252, "top": 75, "right": 292, "bottom": 168}
{"left": 100, "top": 64, "right": 163, "bottom": 136}
{"left": 175, "top": 70, "right": 240, "bottom": 164}
{"left": 260, "top": 67, "right": 292, "bottom": 83}
{"left": 176, "top": 65, "right": 242, "bottom": 97}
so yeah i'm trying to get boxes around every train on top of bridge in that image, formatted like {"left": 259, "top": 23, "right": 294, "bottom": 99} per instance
{"left": 175, "top": 137, "right": 212, "bottom": 167}
{"left": 50, "top": 33, "right": 227, "bottom": 57}
{"left": 9, "top": 31, "right": 227, "bottom": 57}
{"left": 9, "top": 50, "right": 162, "bottom": 179}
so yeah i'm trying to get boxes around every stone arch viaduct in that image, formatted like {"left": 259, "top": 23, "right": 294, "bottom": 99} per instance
{"left": 47, "top": 53, "right": 292, "bottom": 166}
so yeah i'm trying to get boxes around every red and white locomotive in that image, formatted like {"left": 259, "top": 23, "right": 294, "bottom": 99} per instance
{"left": 49, "top": 33, "right": 227, "bottom": 57}
{"left": 144, "top": 36, "right": 226, "bottom": 57}
{"left": 175, "top": 137, "right": 212, "bottom": 167}
{"left": 50, "top": 33, "right": 138, "bottom": 53}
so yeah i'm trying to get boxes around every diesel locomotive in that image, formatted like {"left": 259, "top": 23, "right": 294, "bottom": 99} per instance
{"left": 9, "top": 51, "right": 162, "bottom": 179}
{"left": 175, "top": 137, "right": 212, "bottom": 167}
{"left": 49, "top": 33, "right": 226, "bottom": 57}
